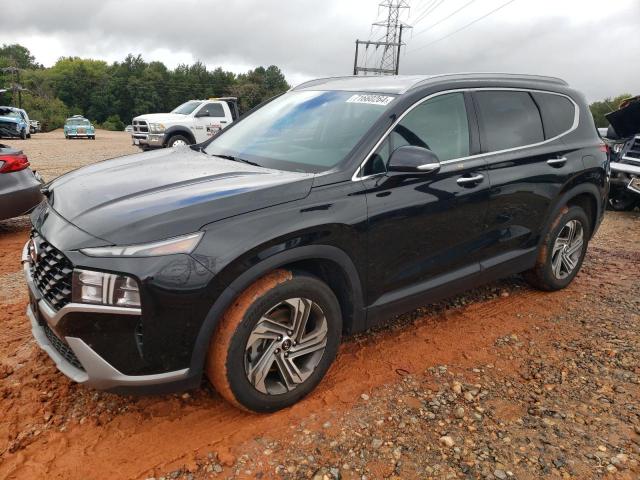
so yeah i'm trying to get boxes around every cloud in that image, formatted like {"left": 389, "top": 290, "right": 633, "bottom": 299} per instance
{"left": 1, "top": 0, "right": 638, "bottom": 100}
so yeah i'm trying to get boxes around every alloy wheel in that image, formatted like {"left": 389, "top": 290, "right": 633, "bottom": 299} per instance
{"left": 551, "top": 219, "right": 584, "bottom": 280}
{"left": 244, "top": 298, "right": 328, "bottom": 395}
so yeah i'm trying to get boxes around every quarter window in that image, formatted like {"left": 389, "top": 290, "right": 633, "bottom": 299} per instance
{"left": 475, "top": 91, "right": 544, "bottom": 152}
{"left": 363, "top": 92, "right": 470, "bottom": 175}
{"left": 531, "top": 92, "right": 576, "bottom": 139}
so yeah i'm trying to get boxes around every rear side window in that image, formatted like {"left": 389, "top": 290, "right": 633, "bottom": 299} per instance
{"left": 531, "top": 92, "right": 576, "bottom": 139}
{"left": 475, "top": 91, "right": 544, "bottom": 152}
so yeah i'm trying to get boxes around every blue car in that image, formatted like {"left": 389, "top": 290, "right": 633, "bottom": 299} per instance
{"left": 64, "top": 115, "right": 96, "bottom": 140}
{"left": 0, "top": 106, "right": 30, "bottom": 140}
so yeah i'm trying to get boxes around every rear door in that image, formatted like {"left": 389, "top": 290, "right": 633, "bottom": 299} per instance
{"left": 473, "top": 89, "right": 581, "bottom": 266}
{"left": 363, "top": 92, "right": 491, "bottom": 316}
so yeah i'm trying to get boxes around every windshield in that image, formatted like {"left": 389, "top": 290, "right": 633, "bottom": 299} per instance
{"left": 171, "top": 101, "right": 203, "bottom": 115}
{"left": 66, "top": 118, "right": 90, "bottom": 126}
{"left": 204, "top": 90, "right": 396, "bottom": 173}
{"left": 1, "top": 110, "right": 21, "bottom": 120}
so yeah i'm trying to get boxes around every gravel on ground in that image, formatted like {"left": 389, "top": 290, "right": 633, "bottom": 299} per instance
{"left": 0, "top": 131, "right": 638, "bottom": 479}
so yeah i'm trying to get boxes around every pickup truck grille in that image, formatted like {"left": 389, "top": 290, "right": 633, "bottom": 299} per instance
{"left": 30, "top": 232, "right": 73, "bottom": 311}
{"left": 133, "top": 120, "right": 149, "bottom": 133}
{"left": 622, "top": 136, "right": 640, "bottom": 164}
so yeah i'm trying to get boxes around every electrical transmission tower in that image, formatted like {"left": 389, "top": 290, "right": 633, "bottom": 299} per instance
{"left": 353, "top": 0, "right": 412, "bottom": 76}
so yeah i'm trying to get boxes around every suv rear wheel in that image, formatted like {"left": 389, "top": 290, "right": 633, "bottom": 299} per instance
{"left": 206, "top": 269, "right": 342, "bottom": 412}
{"left": 524, "top": 205, "right": 590, "bottom": 291}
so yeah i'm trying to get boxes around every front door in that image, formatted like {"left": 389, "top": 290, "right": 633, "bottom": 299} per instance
{"left": 361, "top": 92, "right": 491, "bottom": 319}
{"left": 194, "top": 103, "right": 227, "bottom": 142}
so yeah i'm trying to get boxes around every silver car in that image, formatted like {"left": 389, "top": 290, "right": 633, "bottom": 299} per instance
{"left": 0, "top": 144, "right": 43, "bottom": 221}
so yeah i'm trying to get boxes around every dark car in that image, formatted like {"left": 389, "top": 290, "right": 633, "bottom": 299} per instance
{"left": 0, "top": 144, "right": 43, "bottom": 221}
{"left": 22, "top": 74, "right": 608, "bottom": 412}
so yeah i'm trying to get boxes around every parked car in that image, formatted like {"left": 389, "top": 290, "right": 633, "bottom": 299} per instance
{"left": 0, "top": 106, "right": 30, "bottom": 140}
{"left": 30, "top": 120, "right": 41, "bottom": 134}
{"left": 23, "top": 74, "right": 607, "bottom": 412}
{"left": 604, "top": 96, "right": 640, "bottom": 210}
{"left": 124, "top": 125, "right": 133, "bottom": 133}
{"left": 0, "top": 144, "right": 43, "bottom": 221}
{"left": 64, "top": 115, "right": 96, "bottom": 140}
{"left": 131, "top": 97, "right": 239, "bottom": 150}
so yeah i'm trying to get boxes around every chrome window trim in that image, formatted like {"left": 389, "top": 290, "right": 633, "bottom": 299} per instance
{"left": 352, "top": 87, "right": 580, "bottom": 181}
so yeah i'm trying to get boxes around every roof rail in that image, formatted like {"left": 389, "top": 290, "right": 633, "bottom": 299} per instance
{"left": 410, "top": 72, "right": 568, "bottom": 91}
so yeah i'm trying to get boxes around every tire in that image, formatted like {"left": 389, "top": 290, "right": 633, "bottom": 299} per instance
{"left": 20, "top": 129, "right": 27, "bottom": 140}
{"left": 608, "top": 190, "right": 638, "bottom": 211}
{"left": 91, "top": 136, "right": 95, "bottom": 140}
{"left": 167, "top": 134, "right": 191, "bottom": 148}
{"left": 206, "top": 269, "right": 342, "bottom": 413}
{"left": 524, "top": 205, "right": 591, "bottom": 291}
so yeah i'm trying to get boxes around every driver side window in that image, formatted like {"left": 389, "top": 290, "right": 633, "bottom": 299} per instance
{"left": 363, "top": 92, "right": 470, "bottom": 176}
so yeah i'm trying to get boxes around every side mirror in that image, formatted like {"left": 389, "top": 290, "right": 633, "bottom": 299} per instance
{"left": 388, "top": 145, "right": 440, "bottom": 175}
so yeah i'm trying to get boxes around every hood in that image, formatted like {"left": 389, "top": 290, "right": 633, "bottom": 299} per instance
{"left": 606, "top": 96, "right": 640, "bottom": 138}
{"left": 133, "top": 113, "right": 189, "bottom": 123}
{"left": 46, "top": 147, "right": 314, "bottom": 245}
{"left": 0, "top": 115, "right": 20, "bottom": 124}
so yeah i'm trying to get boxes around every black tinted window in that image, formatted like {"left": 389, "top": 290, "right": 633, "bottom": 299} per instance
{"left": 475, "top": 91, "right": 544, "bottom": 151}
{"left": 199, "top": 103, "right": 225, "bottom": 117}
{"left": 364, "top": 93, "right": 469, "bottom": 176}
{"left": 531, "top": 92, "right": 575, "bottom": 139}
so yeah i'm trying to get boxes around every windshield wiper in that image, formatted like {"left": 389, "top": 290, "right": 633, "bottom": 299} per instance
{"left": 211, "top": 153, "right": 261, "bottom": 167}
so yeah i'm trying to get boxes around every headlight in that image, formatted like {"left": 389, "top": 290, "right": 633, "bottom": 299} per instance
{"left": 72, "top": 269, "right": 141, "bottom": 308}
{"left": 148, "top": 123, "right": 166, "bottom": 134}
{"left": 80, "top": 232, "right": 203, "bottom": 257}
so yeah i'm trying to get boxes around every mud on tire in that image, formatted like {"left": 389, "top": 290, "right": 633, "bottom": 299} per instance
{"left": 524, "top": 205, "right": 591, "bottom": 291}
{"left": 206, "top": 269, "right": 342, "bottom": 413}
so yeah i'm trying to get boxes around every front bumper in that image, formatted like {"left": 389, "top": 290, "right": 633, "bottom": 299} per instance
{"left": 131, "top": 133, "right": 165, "bottom": 148}
{"left": 22, "top": 242, "right": 190, "bottom": 390}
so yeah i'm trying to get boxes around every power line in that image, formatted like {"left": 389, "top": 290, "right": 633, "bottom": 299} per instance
{"left": 408, "top": 0, "right": 518, "bottom": 53}
{"left": 412, "top": 0, "right": 445, "bottom": 26}
{"left": 413, "top": 0, "right": 479, "bottom": 37}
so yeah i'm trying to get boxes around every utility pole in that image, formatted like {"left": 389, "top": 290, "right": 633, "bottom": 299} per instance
{"left": 353, "top": 0, "right": 411, "bottom": 76}
{"left": 1, "top": 67, "right": 26, "bottom": 108}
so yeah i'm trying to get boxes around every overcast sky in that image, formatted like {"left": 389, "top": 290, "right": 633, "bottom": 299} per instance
{"left": 1, "top": 0, "right": 638, "bottom": 101}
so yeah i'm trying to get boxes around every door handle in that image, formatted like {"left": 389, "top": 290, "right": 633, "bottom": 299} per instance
{"left": 547, "top": 157, "right": 567, "bottom": 167}
{"left": 457, "top": 174, "right": 484, "bottom": 186}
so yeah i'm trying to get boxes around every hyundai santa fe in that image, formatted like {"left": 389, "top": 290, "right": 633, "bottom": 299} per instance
{"left": 23, "top": 74, "right": 609, "bottom": 412}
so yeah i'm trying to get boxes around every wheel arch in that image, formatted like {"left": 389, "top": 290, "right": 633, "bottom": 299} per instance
{"left": 163, "top": 126, "right": 195, "bottom": 145}
{"left": 543, "top": 182, "right": 603, "bottom": 243}
{"left": 189, "top": 244, "right": 365, "bottom": 375}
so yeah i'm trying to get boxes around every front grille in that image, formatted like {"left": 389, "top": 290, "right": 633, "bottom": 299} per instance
{"left": 43, "top": 323, "right": 85, "bottom": 371}
{"left": 133, "top": 120, "right": 148, "bottom": 133}
{"left": 30, "top": 233, "right": 73, "bottom": 311}
{"left": 622, "top": 136, "right": 640, "bottom": 163}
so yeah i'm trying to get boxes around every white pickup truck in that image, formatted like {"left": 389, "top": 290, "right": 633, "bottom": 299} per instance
{"left": 131, "top": 97, "right": 239, "bottom": 150}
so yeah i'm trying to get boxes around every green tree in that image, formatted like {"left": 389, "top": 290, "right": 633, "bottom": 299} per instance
{"left": 0, "top": 44, "right": 41, "bottom": 69}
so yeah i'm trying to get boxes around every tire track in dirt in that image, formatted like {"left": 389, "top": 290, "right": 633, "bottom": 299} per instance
{"left": 1, "top": 280, "right": 577, "bottom": 479}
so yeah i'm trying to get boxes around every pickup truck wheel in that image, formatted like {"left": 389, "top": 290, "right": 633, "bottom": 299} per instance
{"left": 206, "top": 269, "right": 342, "bottom": 413}
{"left": 167, "top": 135, "right": 191, "bottom": 148}
{"left": 524, "top": 206, "right": 590, "bottom": 291}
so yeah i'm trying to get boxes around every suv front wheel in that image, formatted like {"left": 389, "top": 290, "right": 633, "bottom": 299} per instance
{"left": 525, "top": 205, "right": 590, "bottom": 291}
{"left": 206, "top": 270, "right": 342, "bottom": 412}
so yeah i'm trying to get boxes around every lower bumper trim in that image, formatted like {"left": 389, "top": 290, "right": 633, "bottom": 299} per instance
{"left": 27, "top": 301, "right": 190, "bottom": 390}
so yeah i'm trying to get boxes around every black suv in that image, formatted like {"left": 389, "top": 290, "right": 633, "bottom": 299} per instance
{"left": 23, "top": 74, "right": 608, "bottom": 412}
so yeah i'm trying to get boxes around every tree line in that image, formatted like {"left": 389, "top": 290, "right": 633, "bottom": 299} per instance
{"left": 0, "top": 43, "right": 635, "bottom": 132}
{"left": 0, "top": 44, "right": 289, "bottom": 131}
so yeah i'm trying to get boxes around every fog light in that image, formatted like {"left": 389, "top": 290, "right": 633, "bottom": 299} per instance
{"left": 72, "top": 269, "right": 141, "bottom": 308}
